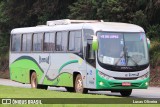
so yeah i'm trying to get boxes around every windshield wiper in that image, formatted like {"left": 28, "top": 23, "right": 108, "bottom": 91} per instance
{"left": 127, "top": 55, "right": 139, "bottom": 67}
{"left": 114, "top": 53, "right": 139, "bottom": 67}
{"left": 114, "top": 44, "right": 127, "bottom": 66}
{"left": 114, "top": 52, "right": 124, "bottom": 66}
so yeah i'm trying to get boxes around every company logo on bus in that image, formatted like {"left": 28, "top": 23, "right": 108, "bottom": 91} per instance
{"left": 120, "top": 67, "right": 132, "bottom": 70}
{"left": 39, "top": 56, "right": 49, "bottom": 64}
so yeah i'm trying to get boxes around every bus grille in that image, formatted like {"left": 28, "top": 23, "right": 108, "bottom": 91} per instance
{"left": 113, "top": 77, "right": 138, "bottom": 80}
{"left": 110, "top": 83, "right": 141, "bottom": 87}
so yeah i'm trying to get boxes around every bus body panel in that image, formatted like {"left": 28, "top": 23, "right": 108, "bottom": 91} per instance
{"left": 10, "top": 53, "right": 90, "bottom": 87}
{"left": 9, "top": 21, "right": 149, "bottom": 91}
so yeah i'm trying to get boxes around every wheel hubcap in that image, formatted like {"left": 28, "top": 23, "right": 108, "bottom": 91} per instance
{"left": 76, "top": 78, "right": 83, "bottom": 92}
{"left": 31, "top": 75, "right": 36, "bottom": 88}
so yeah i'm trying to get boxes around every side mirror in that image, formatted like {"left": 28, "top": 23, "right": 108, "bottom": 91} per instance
{"left": 147, "top": 38, "right": 150, "bottom": 49}
{"left": 92, "top": 35, "right": 98, "bottom": 51}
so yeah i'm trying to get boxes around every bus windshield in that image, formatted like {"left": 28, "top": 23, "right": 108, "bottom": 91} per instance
{"left": 97, "top": 32, "right": 149, "bottom": 66}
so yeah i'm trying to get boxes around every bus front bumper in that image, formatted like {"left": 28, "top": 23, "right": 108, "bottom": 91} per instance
{"left": 96, "top": 73, "right": 149, "bottom": 90}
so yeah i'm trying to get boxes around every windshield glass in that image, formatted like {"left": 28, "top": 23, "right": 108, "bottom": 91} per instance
{"left": 97, "top": 32, "right": 149, "bottom": 66}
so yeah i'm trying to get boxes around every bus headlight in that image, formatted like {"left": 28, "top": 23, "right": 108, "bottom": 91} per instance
{"left": 138, "top": 72, "right": 149, "bottom": 80}
{"left": 98, "top": 71, "right": 111, "bottom": 80}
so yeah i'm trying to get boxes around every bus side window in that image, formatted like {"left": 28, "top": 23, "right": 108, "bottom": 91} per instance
{"left": 33, "top": 33, "right": 43, "bottom": 51}
{"left": 11, "top": 34, "right": 21, "bottom": 52}
{"left": 44, "top": 32, "right": 55, "bottom": 51}
{"left": 68, "top": 31, "right": 82, "bottom": 52}
{"left": 55, "top": 31, "right": 67, "bottom": 52}
{"left": 22, "top": 33, "right": 32, "bottom": 52}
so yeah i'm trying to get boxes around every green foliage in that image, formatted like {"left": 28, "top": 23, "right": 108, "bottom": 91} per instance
{"left": 69, "top": 0, "right": 97, "bottom": 20}
{"left": 69, "top": 0, "right": 125, "bottom": 21}
{"left": 149, "top": 40, "right": 160, "bottom": 68}
{"left": 146, "top": 24, "right": 160, "bottom": 40}
{"left": 132, "top": 10, "right": 148, "bottom": 29}
{"left": 146, "top": 0, "right": 160, "bottom": 25}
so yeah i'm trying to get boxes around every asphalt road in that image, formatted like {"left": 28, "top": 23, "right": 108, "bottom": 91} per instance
{"left": 0, "top": 78, "right": 160, "bottom": 98}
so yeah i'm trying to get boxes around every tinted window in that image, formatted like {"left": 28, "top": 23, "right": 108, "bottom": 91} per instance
{"left": 55, "top": 32, "right": 68, "bottom": 51}
{"left": 33, "top": 33, "right": 43, "bottom": 51}
{"left": 11, "top": 34, "right": 21, "bottom": 52}
{"left": 83, "top": 29, "right": 94, "bottom": 41}
{"left": 69, "top": 31, "right": 81, "bottom": 52}
{"left": 26, "top": 34, "right": 32, "bottom": 51}
{"left": 44, "top": 32, "right": 55, "bottom": 51}
{"left": 62, "top": 32, "right": 68, "bottom": 51}
{"left": 22, "top": 34, "right": 27, "bottom": 51}
{"left": 22, "top": 33, "right": 32, "bottom": 51}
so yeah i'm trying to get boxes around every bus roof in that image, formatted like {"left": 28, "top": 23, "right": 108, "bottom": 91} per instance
{"left": 11, "top": 22, "right": 145, "bottom": 34}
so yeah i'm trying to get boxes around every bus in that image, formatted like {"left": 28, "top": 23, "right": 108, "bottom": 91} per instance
{"left": 9, "top": 19, "right": 150, "bottom": 97}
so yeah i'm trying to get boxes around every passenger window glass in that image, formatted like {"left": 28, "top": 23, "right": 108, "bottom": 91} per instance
{"left": 26, "top": 34, "right": 32, "bottom": 51}
{"left": 12, "top": 34, "right": 21, "bottom": 52}
{"left": 62, "top": 32, "right": 68, "bottom": 51}
{"left": 44, "top": 32, "right": 55, "bottom": 51}
{"left": 22, "top": 33, "right": 32, "bottom": 51}
{"left": 33, "top": 33, "right": 43, "bottom": 51}
{"left": 69, "top": 31, "right": 81, "bottom": 52}
{"left": 22, "top": 34, "right": 27, "bottom": 51}
{"left": 55, "top": 32, "right": 68, "bottom": 51}
{"left": 56, "top": 32, "right": 62, "bottom": 51}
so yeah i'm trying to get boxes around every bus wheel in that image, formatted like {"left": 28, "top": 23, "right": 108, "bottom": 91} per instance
{"left": 65, "top": 87, "right": 75, "bottom": 92}
{"left": 31, "top": 72, "right": 37, "bottom": 88}
{"left": 31, "top": 72, "right": 48, "bottom": 90}
{"left": 120, "top": 89, "right": 132, "bottom": 97}
{"left": 75, "top": 74, "right": 88, "bottom": 93}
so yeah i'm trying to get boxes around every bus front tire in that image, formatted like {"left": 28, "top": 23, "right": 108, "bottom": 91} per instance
{"left": 31, "top": 72, "right": 48, "bottom": 90}
{"left": 120, "top": 89, "right": 132, "bottom": 97}
{"left": 75, "top": 74, "right": 88, "bottom": 94}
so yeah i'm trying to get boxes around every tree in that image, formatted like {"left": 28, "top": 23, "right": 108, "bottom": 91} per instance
{"left": 69, "top": 0, "right": 98, "bottom": 20}
{"left": 146, "top": 0, "right": 160, "bottom": 25}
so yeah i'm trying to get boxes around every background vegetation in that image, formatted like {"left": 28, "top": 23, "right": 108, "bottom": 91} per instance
{"left": 0, "top": 0, "right": 160, "bottom": 85}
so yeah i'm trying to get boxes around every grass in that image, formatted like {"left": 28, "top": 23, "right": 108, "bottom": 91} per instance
{"left": 0, "top": 85, "right": 159, "bottom": 107}
{"left": 0, "top": 85, "right": 115, "bottom": 98}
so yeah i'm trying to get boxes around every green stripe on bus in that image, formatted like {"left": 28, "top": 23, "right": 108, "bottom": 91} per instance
{"left": 58, "top": 60, "right": 78, "bottom": 74}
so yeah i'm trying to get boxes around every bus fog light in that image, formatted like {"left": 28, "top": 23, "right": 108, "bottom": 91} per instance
{"left": 145, "top": 82, "right": 148, "bottom": 86}
{"left": 99, "top": 82, "right": 104, "bottom": 86}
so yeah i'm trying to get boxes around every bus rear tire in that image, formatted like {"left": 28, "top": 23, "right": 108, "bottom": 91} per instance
{"left": 30, "top": 72, "right": 48, "bottom": 90}
{"left": 120, "top": 89, "right": 132, "bottom": 97}
{"left": 31, "top": 72, "right": 38, "bottom": 88}
{"left": 75, "top": 74, "right": 88, "bottom": 94}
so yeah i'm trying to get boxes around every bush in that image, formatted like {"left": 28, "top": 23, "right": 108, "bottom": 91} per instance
{"left": 146, "top": 24, "right": 160, "bottom": 40}
{"left": 149, "top": 40, "right": 160, "bottom": 68}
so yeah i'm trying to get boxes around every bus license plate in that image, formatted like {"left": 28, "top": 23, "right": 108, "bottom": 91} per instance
{"left": 122, "top": 82, "right": 131, "bottom": 86}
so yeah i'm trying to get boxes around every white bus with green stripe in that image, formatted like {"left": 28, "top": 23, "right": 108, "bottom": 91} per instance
{"left": 9, "top": 19, "right": 150, "bottom": 96}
